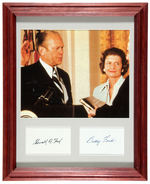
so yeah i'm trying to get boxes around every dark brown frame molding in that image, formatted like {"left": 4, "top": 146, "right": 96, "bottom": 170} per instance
{"left": 3, "top": 3, "right": 148, "bottom": 181}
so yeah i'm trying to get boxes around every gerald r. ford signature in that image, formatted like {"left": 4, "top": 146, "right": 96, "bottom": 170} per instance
{"left": 32, "top": 137, "right": 63, "bottom": 146}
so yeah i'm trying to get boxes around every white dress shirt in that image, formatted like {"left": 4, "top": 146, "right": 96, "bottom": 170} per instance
{"left": 39, "top": 58, "right": 68, "bottom": 104}
{"left": 39, "top": 58, "right": 53, "bottom": 78}
{"left": 93, "top": 76, "right": 125, "bottom": 106}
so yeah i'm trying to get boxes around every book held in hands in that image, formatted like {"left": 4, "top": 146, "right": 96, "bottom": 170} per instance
{"left": 80, "top": 96, "right": 105, "bottom": 110}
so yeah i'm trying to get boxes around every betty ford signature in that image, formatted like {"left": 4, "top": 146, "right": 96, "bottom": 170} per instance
{"left": 86, "top": 135, "right": 115, "bottom": 146}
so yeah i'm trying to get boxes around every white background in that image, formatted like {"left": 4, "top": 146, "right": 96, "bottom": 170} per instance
{"left": 0, "top": 0, "right": 149, "bottom": 184}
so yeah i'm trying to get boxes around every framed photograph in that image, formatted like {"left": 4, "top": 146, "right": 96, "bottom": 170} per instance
{"left": 3, "top": 3, "right": 148, "bottom": 181}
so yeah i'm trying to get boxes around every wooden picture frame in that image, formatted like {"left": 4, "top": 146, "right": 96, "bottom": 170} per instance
{"left": 3, "top": 3, "right": 148, "bottom": 181}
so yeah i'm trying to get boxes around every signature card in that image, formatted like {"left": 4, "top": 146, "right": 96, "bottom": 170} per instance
{"left": 26, "top": 127, "right": 71, "bottom": 155}
{"left": 80, "top": 127, "right": 124, "bottom": 155}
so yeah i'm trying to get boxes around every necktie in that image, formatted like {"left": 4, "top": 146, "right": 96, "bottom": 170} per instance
{"left": 52, "top": 67, "right": 64, "bottom": 102}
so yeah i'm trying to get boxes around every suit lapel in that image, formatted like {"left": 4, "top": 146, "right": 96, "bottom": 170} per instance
{"left": 35, "top": 61, "right": 64, "bottom": 103}
{"left": 35, "top": 61, "right": 53, "bottom": 85}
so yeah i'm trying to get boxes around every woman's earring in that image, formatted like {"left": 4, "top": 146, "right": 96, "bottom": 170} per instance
{"left": 121, "top": 69, "right": 124, "bottom": 73}
{"left": 103, "top": 68, "right": 106, "bottom": 72}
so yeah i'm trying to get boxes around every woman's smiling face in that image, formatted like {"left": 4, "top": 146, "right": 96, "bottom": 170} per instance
{"left": 104, "top": 55, "right": 122, "bottom": 79}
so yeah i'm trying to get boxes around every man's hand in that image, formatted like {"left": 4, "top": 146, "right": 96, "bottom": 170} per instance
{"left": 83, "top": 105, "right": 97, "bottom": 118}
{"left": 21, "top": 40, "right": 31, "bottom": 66}
{"left": 87, "top": 108, "right": 96, "bottom": 118}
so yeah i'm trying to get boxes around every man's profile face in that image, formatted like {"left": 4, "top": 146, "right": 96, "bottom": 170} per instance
{"left": 42, "top": 33, "right": 64, "bottom": 67}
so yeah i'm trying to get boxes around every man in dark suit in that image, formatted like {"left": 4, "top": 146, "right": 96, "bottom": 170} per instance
{"left": 21, "top": 31, "right": 75, "bottom": 117}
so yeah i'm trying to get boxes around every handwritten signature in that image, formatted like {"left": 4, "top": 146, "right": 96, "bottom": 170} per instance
{"left": 86, "top": 135, "right": 115, "bottom": 146}
{"left": 32, "top": 137, "right": 63, "bottom": 145}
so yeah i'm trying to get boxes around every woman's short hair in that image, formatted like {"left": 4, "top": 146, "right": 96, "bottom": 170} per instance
{"left": 100, "top": 47, "right": 129, "bottom": 75}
